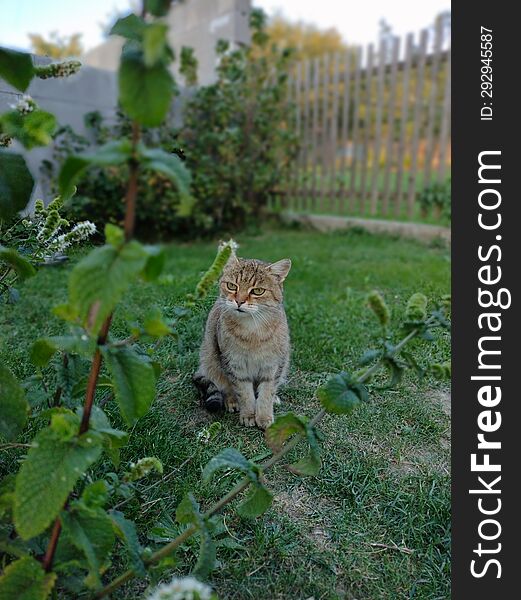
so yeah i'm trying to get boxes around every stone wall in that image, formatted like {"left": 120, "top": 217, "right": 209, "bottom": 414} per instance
{"left": 0, "top": 56, "right": 118, "bottom": 211}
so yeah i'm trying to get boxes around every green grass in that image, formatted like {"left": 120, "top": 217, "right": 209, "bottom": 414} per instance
{"left": 277, "top": 169, "right": 451, "bottom": 227}
{"left": 0, "top": 227, "right": 451, "bottom": 599}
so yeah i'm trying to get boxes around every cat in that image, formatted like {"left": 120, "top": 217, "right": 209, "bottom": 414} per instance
{"left": 193, "top": 251, "right": 291, "bottom": 430}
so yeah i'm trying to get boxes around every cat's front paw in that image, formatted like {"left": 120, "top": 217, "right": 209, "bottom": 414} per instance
{"left": 239, "top": 412, "right": 256, "bottom": 427}
{"left": 225, "top": 396, "right": 239, "bottom": 413}
{"left": 255, "top": 412, "right": 274, "bottom": 430}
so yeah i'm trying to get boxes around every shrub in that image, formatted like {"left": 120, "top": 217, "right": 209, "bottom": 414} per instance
{"left": 418, "top": 177, "right": 451, "bottom": 222}
{"left": 42, "top": 112, "right": 188, "bottom": 241}
{"left": 179, "top": 9, "right": 298, "bottom": 234}
{"left": 41, "top": 10, "right": 297, "bottom": 239}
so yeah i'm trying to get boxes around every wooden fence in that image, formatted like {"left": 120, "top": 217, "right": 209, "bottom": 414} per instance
{"left": 280, "top": 24, "right": 451, "bottom": 221}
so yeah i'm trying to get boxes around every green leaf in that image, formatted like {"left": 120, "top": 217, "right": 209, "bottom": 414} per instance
{"left": 105, "top": 223, "right": 125, "bottom": 247}
{"left": 139, "top": 146, "right": 192, "bottom": 210}
{"left": 141, "top": 245, "right": 165, "bottom": 281}
{"left": 60, "top": 503, "right": 115, "bottom": 588}
{"left": 237, "top": 485, "right": 273, "bottom": 519}
{"left": 265, "top": 412, "right": 307, "bottom": 452}
{"left": 193, "top": 528, "right": 216, "bottom": 580}
{"left": 367, "top": 290, "right": 390, "bottom": 328}
{"left": 202, "top": 448, "right": 257, "bottom": 483}
{"left": 175, "top": 494, "right": 216, "bottom": 579}
{"left": 0, "top": 556, "right": 56, "bottom": 600}
{"left": 383, "top": 357, "right": 404, "bottom": 388}
{"left": 0, "top": 152, "right": 34, "bottom": 220}
{"left": 0, "top": 365, "right": 29, "bottom": 441}
{"left": 58, "top": 140, "right": 132, "bottom": 199}
{"left": 0, "top": 474, "right": 16, "bottom": 521}
{"left": 143, "top": 307, "right": 172, "bottom": 337}
{"left": 146, "top": 0, "right": 172, "bottom": 17}
{"left": 405, "top": 293, "right": 428, "bottom": 322}
{"left": 29, "top": 339, "right": 56, "bottom": 367}
{"left": 0, "top": 47, "right": 34, "bottom": 92}
{"left": 143, "top": 23, "right": 169, "bottom": 66}
{"left": 287, "top": 453, "right": 321, "bottom": 476}
{"left": 176, "top": 493, "right": 204, "bottom": 527}
{"left": 14, "top": 428, "right": 102, "bottom": 539}
{"left": 103, "top": 346, "right": 156, "bottom": 425}
{"left": 109, "top": 510, "right": 146, "bottom": 577}
{"left": 317, "top": 372, "right": 362, "bottom": 415}
{"left": 69, "top": 241, "right": 148, "bottom": 333}
{"left": 0, "top": 245, "right": 36, "bottom": 280}
{"left": 30, "top": 335, "right": 96, "bottom": 367}
{"left": 0, "top": 110, "right": 56, "bottom": 149}
{"left": 110, "top": 14, "right": 146, "bottom": 41}
{"left": 119, "top": 49, "right": 174, "bottom": 127}
{"left": 81, "top": 480, "right": 109, "bottom": 508}
{"left": 83, "top": 406, "right": 127, "bottom": 450}
{"left": 358, "top": 349, "right": 382, "bottom": 366}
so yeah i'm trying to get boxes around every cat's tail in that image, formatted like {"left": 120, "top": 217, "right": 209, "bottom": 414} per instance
{"left": 192, "top": 373, "right": 224, "bottom": 413}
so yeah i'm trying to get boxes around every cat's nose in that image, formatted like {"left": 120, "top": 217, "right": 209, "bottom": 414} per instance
{"left": 236, "top": 299, "right": 245, "bottom": 307}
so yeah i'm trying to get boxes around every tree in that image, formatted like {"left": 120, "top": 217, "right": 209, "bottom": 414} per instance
{"left": 262, "top": 13, "right": 350, "bottom": 61}
{"left": 28, "top": 32, "right": 83, "bottom": 58}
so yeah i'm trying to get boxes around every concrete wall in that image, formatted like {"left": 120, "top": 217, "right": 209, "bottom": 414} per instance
{"left": 83, "top": 0, "right": 252, "bottom": 85}
{"left": 0, "top": 56, "right": 118, "bottom": 212}
{"left": 281, "top": 213, "right": 451, "bottom": 244}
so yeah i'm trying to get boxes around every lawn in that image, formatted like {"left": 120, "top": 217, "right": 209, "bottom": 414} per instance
{"left": 0, "top": 227, "right": 451, "bottom": 599}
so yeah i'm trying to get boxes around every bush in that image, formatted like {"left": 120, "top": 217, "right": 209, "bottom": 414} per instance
{"left": 41, "top": 10, "right": 297, "bottom": 239}
{"left": 418, "top": 177, "right": 451, "bottom": 222}
{"left": 42, "top": 111, "right": 188, "bottom": 241}
{"left": 179, "top": 9, "right": 298, "bottom": 234}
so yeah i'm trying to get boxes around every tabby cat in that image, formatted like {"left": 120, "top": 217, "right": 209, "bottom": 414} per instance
{"left": 194, "top": 252, "right": 291, "bottom": 429}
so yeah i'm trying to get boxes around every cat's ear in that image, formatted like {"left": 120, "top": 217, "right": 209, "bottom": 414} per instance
{"left": 268, "top": 258, "right": 291, "bottom": 282}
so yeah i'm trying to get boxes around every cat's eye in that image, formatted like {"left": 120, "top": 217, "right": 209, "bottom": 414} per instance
{"left": 226, "top": 282, "right": 238, "bottom": 291}
{"left": 251, "top": 287, "right": 265, "bottom": 296}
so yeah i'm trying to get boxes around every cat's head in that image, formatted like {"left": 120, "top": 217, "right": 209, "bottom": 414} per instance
{"left": 219, "top": 254, "right": 291, "bottom": 315}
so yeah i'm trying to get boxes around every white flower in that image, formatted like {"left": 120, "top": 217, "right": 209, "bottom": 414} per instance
{"left": 49, "top": 220, "right": 96, "bottom": 252}
{"left": 146, "top": 576, "right": 214, "bottom": 600}
{"left": 196, "top": 428, "right": 211, "bottom": 444}
{"left": 10, "top": 94, "right": 36, "bottom": 114}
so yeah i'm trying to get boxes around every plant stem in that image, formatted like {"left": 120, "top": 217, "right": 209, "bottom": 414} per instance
{"left": 123, "top": 122, "right": 141, "bottom": 241}
{"left": 42, "top": 120, "right": 142, "bottom": 572}
{"left": 79, "top": 316, "right": 112, "bottom": 434}
{"left": 94, "top": 318, "right": 435, "bottom": 598}
{"left": 41, "top": 518, "right": 62, "bottom": 572}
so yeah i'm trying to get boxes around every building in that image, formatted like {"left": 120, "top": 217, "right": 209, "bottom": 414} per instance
{"left": 82, "top": 0, "right": 252, "bottom": 85}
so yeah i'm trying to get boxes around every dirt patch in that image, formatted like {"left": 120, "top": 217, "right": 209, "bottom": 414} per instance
{"left": 430, "top": 388, "right": 451, "bottom": 417}
{"left": 274, "top": 486, "right": 335, "bottom": 551}
{"left": 390, "top": 447, "right": 450, "bottom": 476}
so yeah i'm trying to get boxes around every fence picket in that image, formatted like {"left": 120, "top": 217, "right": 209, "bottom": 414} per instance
{"left": 423, "top": 18, "right": 444, "bottom": 188}
{"left": 310, "top": 57, "right": 320, "bottom": 212}
{"left": 381, "top": 36, "right": 401, "bottom": 214}
{"left": 320, "top": 54, "right": 330, "bottom": 212}
{"left": 394, "top": 33, "right": 414, "bottom": 216}
{"left": 348, "top": 47, "right": 363, "bottom": 211}
{"left": 437, "top": 45, "right": 451, "bottom": 183}
{"left": 338, "top": 50, "right": 352, "bottom": 213}
{"left": 358, "top": 43, "right": 374, "bottom": 213}
{"left": 329, "top": 52, "right": 340, "bottom": 212}
{"left": 406, "top": 29, "right": 429, "bottom": 218}
{"left": 369, "top": 40, "right": 387, "bottom": 214}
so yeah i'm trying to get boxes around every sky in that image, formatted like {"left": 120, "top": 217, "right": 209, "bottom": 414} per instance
{"left": 0, "top": 0, "right": 451, "bottom": 53}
